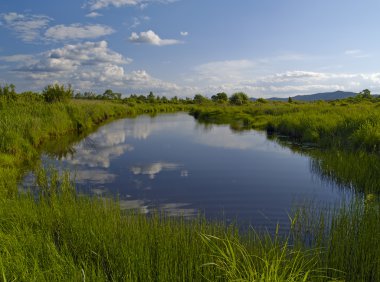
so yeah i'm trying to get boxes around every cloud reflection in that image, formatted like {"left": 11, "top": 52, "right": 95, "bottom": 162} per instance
{"left": 75, "top": 169, "right": 117, "bottom": 184}
{"left": 195, "top": 126, "right": 288, "bottom": 153}
{"left": 130, "top": 162, "right": 181, "bottom": 179}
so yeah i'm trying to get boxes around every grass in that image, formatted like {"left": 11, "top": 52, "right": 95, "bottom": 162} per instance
{"left": 190, "top": 98, "right": 380, "bottom": 153}
{"left": 0, "top": 170, "right": 331, "bottom": 281}
{"left": 1, "top": 93, "right": 380, "bottom": 281}
{"left": 0, "top": 95, "right": 190, "bottom": 196}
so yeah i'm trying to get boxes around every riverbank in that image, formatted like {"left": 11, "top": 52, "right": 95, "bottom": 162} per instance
{"left": 0, "top": 96, "right": 189, "bottom": 195}
{"left": 190, "top": 98, "right": 380, "bottom": 153}
{"left": 1, "top": 95, "right": 380, "bottom": 281}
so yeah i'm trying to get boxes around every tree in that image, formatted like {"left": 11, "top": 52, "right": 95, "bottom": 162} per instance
{"left": 193, "top": 94, "right": 209, "bottom": 104}
{"left": 42, "top": 84, "right": 73, "bottom": 103}
{"left": 170, "top": 96, "right": 179, "bottom": 104}
{"left": 358, "top": 89, "right": 371, "bottom": 99}
{"left": 102, "top": 89, "right": 121, "bottom": 100}
{"left": 147, "top": 91, "right": 155, "bottom": 103}
{"left": 211, "top": 92, "right": 228, "bottom": 103}
{"left": 288, "top": 97, "right": 293, "bottom": 103}
{"left": 229, "top": 92, "right": 249, "bottom": 105}
{"left": 0, "top": 84, "right": 17, "bottom": 101}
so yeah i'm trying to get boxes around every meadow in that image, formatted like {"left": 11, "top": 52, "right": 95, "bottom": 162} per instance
{"left": 1, "top": 85, "right": 380, "bottom": 281}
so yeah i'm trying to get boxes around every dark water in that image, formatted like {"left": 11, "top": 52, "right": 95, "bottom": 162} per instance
{"left": 24, "top": 113, "right": 351, "bottom": 228}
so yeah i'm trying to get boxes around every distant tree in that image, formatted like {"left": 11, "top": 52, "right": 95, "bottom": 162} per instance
{"left": 358, "top": 89, "right": 372, "bottom": 99}
{"left": 288, "top": 97, "right": 293, "bottom": 103}
{"left": 74, "top": 92, "right": 82, "bottom": 99}
{"left": 102, "top": 89, "right": 121, "bottom": 100}
{"left": 211, "top": 92, "right": 228, "bottom": 103}
{"left": 170, "top": 96, "right": 179, "bottom": 104}
{"left": 42, "top": 84, "right": 73, "bottom": 103}
{"left": 229, "top": 92, "right": 249, "bottom": 105}
{"left": 256, "top": 98, "right": 267, "bottom": 103}
{"left": 161, "top": 96, "right": 168, "bottom": 103}
{"left": 137, "top": 95, "right": 147, "bottom": 103}
{"left": 0, "top": 83, "right": 17, "bottom": 101}
{"left": 147, "top": 91, "right": 155, "bottom": 103}
{"left": 193, "top": 94, "right": 209, "bottom": 104}
{"left": 84, "top": 91, "right": 97, "bottom": 99}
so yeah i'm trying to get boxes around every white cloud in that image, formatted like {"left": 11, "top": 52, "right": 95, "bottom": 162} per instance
{"left": 180, "top": 31, "right": 188, "bottom": 36}
{"left": 128, "top": 16, "right": 150, "bottom": 29}
{"left": 129, "top": 30, "right": 181, "bottom": 46}
{"left": 85, "top": 0, "right": 177, "bottom": 10}
{"left": 188, "top": 58, "right": 380, "bottom": 97}
{"left": 6, "top": 40, "right": 181, "bottom": 95}
{"left": 344, "top": 49, "right": 370, "bottom": 58}
{"left": 0, "top": 12, "right": 51, "bottom": 42}
{"left": 16, "top": 41, "right": 129, "bottom": 73}
{"left": 45, "top": 24, "right": 114, "bottom": 41}
{"left": 85, "top": 12, "right": 103, "bottom": 17}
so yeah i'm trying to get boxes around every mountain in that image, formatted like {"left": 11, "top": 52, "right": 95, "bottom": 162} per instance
{"left": 266, "top": 91, "right": 358, "bottom": 101}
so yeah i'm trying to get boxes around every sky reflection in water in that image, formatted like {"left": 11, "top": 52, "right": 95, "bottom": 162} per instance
{"left": 31, "top": 113, "right": 349, "bottom": 228}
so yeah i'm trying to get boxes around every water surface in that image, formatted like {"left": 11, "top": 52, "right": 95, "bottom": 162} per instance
{"left": 25, "top": 113, "right": 350, "bottom": 229}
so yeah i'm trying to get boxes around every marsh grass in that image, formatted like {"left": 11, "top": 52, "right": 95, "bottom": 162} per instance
{"left": 190, "top": 99, "right": 380, "bottom": 153}
{"left": 0, "top": 170, "right": 353, "bottom": 282}
{"left": 1, "top": 95, "right": 380, "bottom": 281}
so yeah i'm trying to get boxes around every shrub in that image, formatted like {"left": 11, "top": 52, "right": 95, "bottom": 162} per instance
{"left": 229, "top": 92, "right": 249, "bottom": 105}
{"left": 0, "top": 84, "right": 17, "bottom": 101}
{"left": 42, "top": 84, "right": 73, "bottom": 103}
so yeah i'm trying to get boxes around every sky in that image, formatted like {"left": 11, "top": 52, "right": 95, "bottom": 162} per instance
{"left": 0, "top": 0, "right": 380, "bottom": 98}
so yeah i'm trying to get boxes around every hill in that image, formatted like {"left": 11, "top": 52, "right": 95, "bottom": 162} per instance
{"left": 266, "top": 91, "right": 358, "bottom": 101}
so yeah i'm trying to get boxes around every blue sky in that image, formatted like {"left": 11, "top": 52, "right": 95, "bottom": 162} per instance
{"left": 0, "top": 0, "right": 380, "bottom": 97}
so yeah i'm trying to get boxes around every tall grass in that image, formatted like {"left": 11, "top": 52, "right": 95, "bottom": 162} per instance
{"left": 293, "top": 198, "right": 380, "bottom": 282}
{"left": 0, "top": 96, "right": 190, "bottom": 196}
{"left": 190, "top": 99, "right": 380, "bottom": 153}
{"left": 0, "top": 170, "right": 334, "bottom": 282}
{"left": 1, "top": 94, "right": 380, "bottom": 281}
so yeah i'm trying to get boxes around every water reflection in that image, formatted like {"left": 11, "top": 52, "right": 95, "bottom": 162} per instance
{"left": 26, "top": 113, "right": 359, "bottom": 228}
{"left": 130, "top": 162, "right": 182, "bottom": 179}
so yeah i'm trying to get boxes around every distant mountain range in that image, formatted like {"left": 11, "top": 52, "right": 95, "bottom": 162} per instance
{"left": 265, "top": 91, "right": 358, "bottom": 101}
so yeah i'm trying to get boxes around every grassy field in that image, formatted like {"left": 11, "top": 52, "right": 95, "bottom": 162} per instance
{"left": 1, "top": 90, "right": 380, "bottom": 281}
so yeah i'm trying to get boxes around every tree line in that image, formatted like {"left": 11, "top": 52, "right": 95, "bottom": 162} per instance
{"left": 0, "top": 83, "right": 376, "bottom": 105}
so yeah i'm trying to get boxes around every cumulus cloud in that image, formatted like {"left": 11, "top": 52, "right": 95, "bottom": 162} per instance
{"left": 180, "top": 31, "right": 188, "bottom": 36}
{"left": 0, "top": 12, "right": 51, "bottom": 42}
{"left": 189, "top": 59, "right": 380, "bottom": 97}
{"left": 16, "top": 40, "right": 129, "bottom": 73}
{"left": 129, "top": 30, "right": 181, "bottom": 46}
{"left": 6, "top": 40, "right": 181, "bottom": 95}
{"left": 45, "top": 24, "right": 114, "bottom": 41}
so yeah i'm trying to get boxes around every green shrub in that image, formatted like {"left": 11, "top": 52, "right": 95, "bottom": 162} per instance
{"left": 42, "top": 84, "right": 73, "bottom": 103}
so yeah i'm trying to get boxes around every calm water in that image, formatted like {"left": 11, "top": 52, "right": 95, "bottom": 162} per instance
{"left": 25, "top": 113, "right": 350, "bottom": 228}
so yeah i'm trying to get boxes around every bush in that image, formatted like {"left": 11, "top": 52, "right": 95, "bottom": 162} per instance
{"left": 0, "top": 84, "right": 17, "bottom": 101}
{"left": 42, "top": 84, "right": 73, "bottom": 103}
{"left": 229, "top": 92, "right": 249, "bottom": 105}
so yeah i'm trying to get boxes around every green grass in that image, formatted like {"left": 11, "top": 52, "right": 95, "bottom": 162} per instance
{"left": 190, "top": 98, "right": 380, "bottom": 153}
{"left": 0, "top": 95, "right": 190, "bottom": 196}
{"left": 1, "top": 93, "right": 380, "bottom": 281}
{"left": 0, "top": 171, "right": 333, "bottom": 282}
